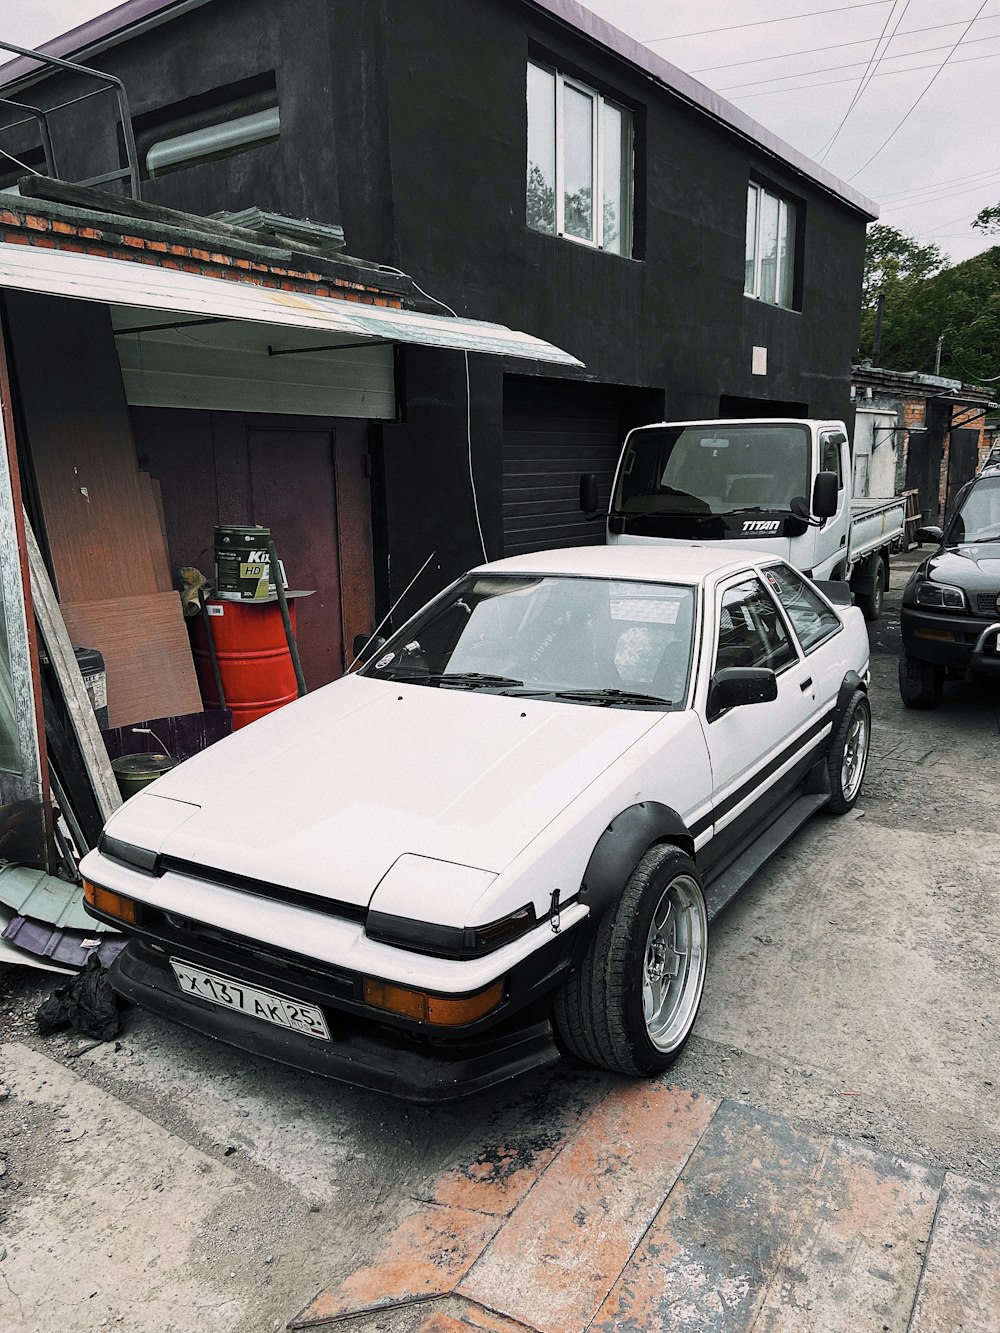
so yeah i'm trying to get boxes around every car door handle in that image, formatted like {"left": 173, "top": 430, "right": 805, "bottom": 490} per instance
{"left": 799, "top": 677, "right": 813, "bottom": 692}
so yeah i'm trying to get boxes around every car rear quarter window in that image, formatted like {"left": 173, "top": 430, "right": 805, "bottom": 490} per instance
{"left": 763, "top": 564, "right": 840, "bottom": 652}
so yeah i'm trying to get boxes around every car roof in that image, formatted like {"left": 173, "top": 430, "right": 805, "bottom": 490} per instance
{"left": 473, "top": 544, "right": 779, "bottom": 586}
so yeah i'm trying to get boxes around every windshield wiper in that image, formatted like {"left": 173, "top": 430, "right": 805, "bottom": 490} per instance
{"left": 509, "top": 687, "right": 671, "bottom": 707}
{"left": 422, "top": 671, "right": 525, "bottom": 689}
{"left": 725, "top": 505, "right": 786, "bottom": 515}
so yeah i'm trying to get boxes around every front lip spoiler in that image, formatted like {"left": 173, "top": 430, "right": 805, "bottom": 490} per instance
{"left": 109, "top": 941, "right": 560, "bottom": 1103}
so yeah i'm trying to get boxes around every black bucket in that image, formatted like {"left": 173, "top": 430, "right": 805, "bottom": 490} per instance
{"left": 214, "top": 525, "right": 271, "bottom": 601}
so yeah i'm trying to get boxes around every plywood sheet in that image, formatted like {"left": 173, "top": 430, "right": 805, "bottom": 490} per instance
{"left": 3, "top": 291, "right": 166, "bottom": 603}
{"left": 61, "top": 592, "right": 202, "bottom": 728}
{"left": 138, "top": 471, "right": 174, "bottom": 593}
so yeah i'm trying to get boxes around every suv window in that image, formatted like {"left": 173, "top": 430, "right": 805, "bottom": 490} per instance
{"left": 763, "top": 564, "right": 840, "bottom": 651}
{"left": 715, "top": 579, "right": 797, "bottom": 673}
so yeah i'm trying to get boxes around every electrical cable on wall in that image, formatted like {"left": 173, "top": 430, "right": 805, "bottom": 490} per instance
{"left": 380, "top": 266, "right": 489, "bottom": 564}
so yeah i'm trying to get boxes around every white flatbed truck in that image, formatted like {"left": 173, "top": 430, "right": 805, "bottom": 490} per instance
{"left": 582, "top": 418, "right": 905, "bottom": 620}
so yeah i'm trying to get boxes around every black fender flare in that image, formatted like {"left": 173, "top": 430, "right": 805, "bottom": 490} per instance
{"left": 834, "top": 670, "right": 866, "bottom": 729}
{"left": 577, "top": 801, "right": 694, "bottom": 940}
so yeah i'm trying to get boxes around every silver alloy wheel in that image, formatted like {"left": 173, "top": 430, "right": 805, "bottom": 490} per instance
{"left": 642, "top": 874, "right": 708, "bottom": 1053}
{"left": 841, "top": 704, "right": 870, "bottom": 802}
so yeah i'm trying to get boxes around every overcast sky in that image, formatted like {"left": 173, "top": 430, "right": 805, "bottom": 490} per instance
{"left": 3, "top": 0, "right": 999, "bottom": 265}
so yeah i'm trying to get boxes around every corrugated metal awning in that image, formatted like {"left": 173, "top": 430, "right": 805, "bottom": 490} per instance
{"left": 0, "top": 240, "right": 584, "bottom": 367}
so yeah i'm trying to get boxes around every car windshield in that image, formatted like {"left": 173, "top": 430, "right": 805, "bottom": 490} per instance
{"left": 360, "top": 574, "right": 696, "bottom": 708}
{"left": 612, "top": 423, "right": 811, "bottom": 517}
{"left": 948, "top": 476, "right": 1000, "bottom": 543}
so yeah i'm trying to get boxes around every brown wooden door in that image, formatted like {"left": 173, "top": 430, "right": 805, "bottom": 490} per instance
{"left": 246, "top": 427, "right": 343, "bottom": 689}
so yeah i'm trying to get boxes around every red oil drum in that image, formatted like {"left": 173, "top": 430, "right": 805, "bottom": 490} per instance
{"left": 190, "top": 598, "right": 298, "bottom": 730}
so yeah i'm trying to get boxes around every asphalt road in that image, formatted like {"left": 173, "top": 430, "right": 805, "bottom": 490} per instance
{"left": 0, "top": 545, "right": 997, "bottom": 1331}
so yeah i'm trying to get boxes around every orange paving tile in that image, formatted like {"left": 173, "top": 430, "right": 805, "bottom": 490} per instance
{"left": 909, "top": 1172, "right": 1000, "bottom": 1333}
{"left": 290, "top": 1203, "right": 502, "bottom": 1328}
{"left": 590, "top": 1102, "right": 945, "bottom": 1332}
{"left": 430, "top": 1078, "right": 609, "bottom": 1217}
{"left": 457, "top": 1082, "right": 718, "bottom": 1333}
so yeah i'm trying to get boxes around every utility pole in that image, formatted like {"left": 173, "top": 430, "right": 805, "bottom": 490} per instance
{"left": 934, "top": 333, "right": 944, "bottom": 375}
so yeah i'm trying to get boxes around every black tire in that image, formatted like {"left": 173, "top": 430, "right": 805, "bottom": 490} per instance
{"left": 855, "top": 555, "right": 886, "bottom": 622}
{"left": 898, "top": 650, "right": 943, "bottom": 709}
{"left": 826, "top": 690, "right": 871, "bottom": 814}
{"left": 552, "top": 845, "right": 707, "bottom": 1076}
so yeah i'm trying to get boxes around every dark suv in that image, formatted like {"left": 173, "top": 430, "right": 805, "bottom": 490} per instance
{"left": 899, "top": 472, "right": 1000, "bottom": 707}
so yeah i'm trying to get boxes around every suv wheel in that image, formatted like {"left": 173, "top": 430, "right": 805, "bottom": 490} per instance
{"left": 898, "top": 650, "right": 943, "bottom": 709}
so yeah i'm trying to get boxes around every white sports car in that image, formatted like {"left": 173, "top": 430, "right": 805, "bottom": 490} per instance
{"left": 81, "top": 546, "right": 871, "bottom": 1100}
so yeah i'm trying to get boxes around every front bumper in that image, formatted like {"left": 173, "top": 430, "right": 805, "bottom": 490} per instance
{"left": 901, "top": 608, "right": 1000, "bottom": 678}
{"left": 110, "top": 940, "right": 560, "bottom": 1101}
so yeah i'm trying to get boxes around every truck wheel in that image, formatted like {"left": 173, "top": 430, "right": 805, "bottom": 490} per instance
{"left": 826, "top": 690, "right": 870, "bottom": 814}
{"left": 552, "top": 846, "right": 707, "bottom": 1075}
{"left": 855, "top": 555, "right": 887, "bottom": 621}
{"left": 898, "top": 650, "right": 943, "bottom": 709}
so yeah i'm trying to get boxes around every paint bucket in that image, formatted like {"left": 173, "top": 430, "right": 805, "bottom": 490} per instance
{"left": 214, "top": 525, "right": 271, "bottom": 601}
{"left": 111, "top": 752, "right": 176, "bottom": 800}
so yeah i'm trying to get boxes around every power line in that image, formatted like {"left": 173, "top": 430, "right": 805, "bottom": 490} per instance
{"left": 879, "top": 163, "right": 1000, "bottom": 201}
{"left": 881, "top": 173, "right": 1000, "bottom": 212}
{"left": 816, "top": 0, "right": 912, "bottom": 162}
{"left": 691, "top": 15, "right": 1000, "bottom": 73}
{"left": 727, "top": 47, "right": 1000, "bottom": 99}
{"left": 717, "top": 27, "right": 1000, "bottom": 93}
{"left": 846, "top": 0, "right": 992, "bottom": 182}
{"left": 642, "top": 0, "right": 892, "bottom": 45}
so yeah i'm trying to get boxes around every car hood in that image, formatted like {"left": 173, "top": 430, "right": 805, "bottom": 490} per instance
{"left": 924, "top": 544, "right": 1000, "bottom": 587}
{"left": 106, "top": 674, "right": 664, "bottom": 907}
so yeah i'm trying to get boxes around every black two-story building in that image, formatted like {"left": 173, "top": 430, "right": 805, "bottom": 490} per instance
{"left": 0, "top": 0, "right": 876, "bottom": 679}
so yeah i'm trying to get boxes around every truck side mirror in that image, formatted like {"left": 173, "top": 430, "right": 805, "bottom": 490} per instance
{"left": 812, "top": 471, "right": 838, "bottom": 519}
{"left": 579, "top": 473, "right": 599, "bottom": 514}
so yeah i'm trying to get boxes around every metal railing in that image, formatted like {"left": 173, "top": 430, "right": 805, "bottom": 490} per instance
{"left": 0, "top": 38, "right": 140, "bottom": 199}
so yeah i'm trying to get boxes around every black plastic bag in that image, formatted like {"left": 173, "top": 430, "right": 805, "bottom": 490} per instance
{"left": 36, "top": 954, "right": 121, "bottom": 1041}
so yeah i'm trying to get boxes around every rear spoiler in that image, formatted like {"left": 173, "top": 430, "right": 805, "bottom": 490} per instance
{"left": 813, "top": 580, "right": 853, "bottom": 607}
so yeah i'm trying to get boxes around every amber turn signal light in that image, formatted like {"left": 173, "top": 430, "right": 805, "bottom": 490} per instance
{"left": 83, "top": 879, "right": 138, "bottom": 925}
{"left": 363, "top": 977, "right": 503, "bottom": 1026}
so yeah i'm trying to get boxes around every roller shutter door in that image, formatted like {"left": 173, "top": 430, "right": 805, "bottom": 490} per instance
{"left": 502, "top": 380, "right": 622, "bottom": 556}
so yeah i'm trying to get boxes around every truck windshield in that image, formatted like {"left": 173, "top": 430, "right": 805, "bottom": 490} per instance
{"left": 360, "top": 573, "right": 696, "bottom": 708}
{"left": 612, "top": 423, "right": 811, "bottom": 517}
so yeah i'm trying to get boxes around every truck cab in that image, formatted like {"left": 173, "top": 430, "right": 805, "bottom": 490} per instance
{"left": 596, "top": 418, "right": 849, "bottom": 580}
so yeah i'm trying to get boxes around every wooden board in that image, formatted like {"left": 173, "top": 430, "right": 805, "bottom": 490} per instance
{"left": 3, "top": 292, "right": 172, "bottom": 603}
{"left": 138, "top": 471, "right": 174, "bottom": 593}
{"left": 25, "top": 513, "right": 121, "bottom": 823}
{"left": 61, "top": 592, "right": 203, "bottom": 728}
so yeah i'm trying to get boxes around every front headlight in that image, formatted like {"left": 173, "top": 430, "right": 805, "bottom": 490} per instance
{"left": 914, "top": 580, "right": 966, "bottom": 610}
{"left": 365, "top": 903, "right": 537, "bottom": 959}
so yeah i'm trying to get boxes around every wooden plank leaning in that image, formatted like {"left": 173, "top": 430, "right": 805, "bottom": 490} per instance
{"left": 24, "top": 510, "right": 121, "bottom": 824}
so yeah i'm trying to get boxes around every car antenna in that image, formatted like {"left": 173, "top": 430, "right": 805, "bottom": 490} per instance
{"left": 346, "top": 551, "right": 437, "bottom": 671}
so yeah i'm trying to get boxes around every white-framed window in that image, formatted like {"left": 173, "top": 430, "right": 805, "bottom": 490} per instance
{"left": 526, "top": 61, "right": 633, "bottom": 256}
{"left": 744, "top": 182, "right": 797, "bottom": 308}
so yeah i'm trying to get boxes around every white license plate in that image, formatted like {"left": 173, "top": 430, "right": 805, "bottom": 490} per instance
{"left": 170, "top": 960, "right": 330, "bottom": 1040}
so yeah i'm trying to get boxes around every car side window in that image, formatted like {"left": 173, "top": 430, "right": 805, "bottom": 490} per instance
{"left": 762, "top": 564, "right": 840, "bottom": 651}
{"left": 715, "top": 578, "right": 797, "bottom": 673}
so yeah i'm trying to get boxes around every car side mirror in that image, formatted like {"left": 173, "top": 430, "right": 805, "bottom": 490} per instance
{"left": 707, "top": 666, "right": 777, "bottom": 722}
{"left": 579, "top": 472, "right": 599, "bottom": 515}
{"left": 915, "top": 525, "right": 943, "bottom": 545}
{"left": 352, "top": 632, "right": 386, "bottom": 663}
{"left": 812, "top": 471, "right": 839, "bottom": 519}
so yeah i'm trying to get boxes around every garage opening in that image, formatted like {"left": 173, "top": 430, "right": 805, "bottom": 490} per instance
{"left": 502, "top": 377, "right": 662, "bottom": 556}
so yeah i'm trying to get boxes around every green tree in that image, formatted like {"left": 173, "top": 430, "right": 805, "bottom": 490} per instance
{"left": 866, "top": 245, "right": 1000, "bottom": 382}
{"left": 860, "top": 224, "right": 945, "bottom": 355}
{"left": 973, "top": 204, "right": 1000, "bottom": 236}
